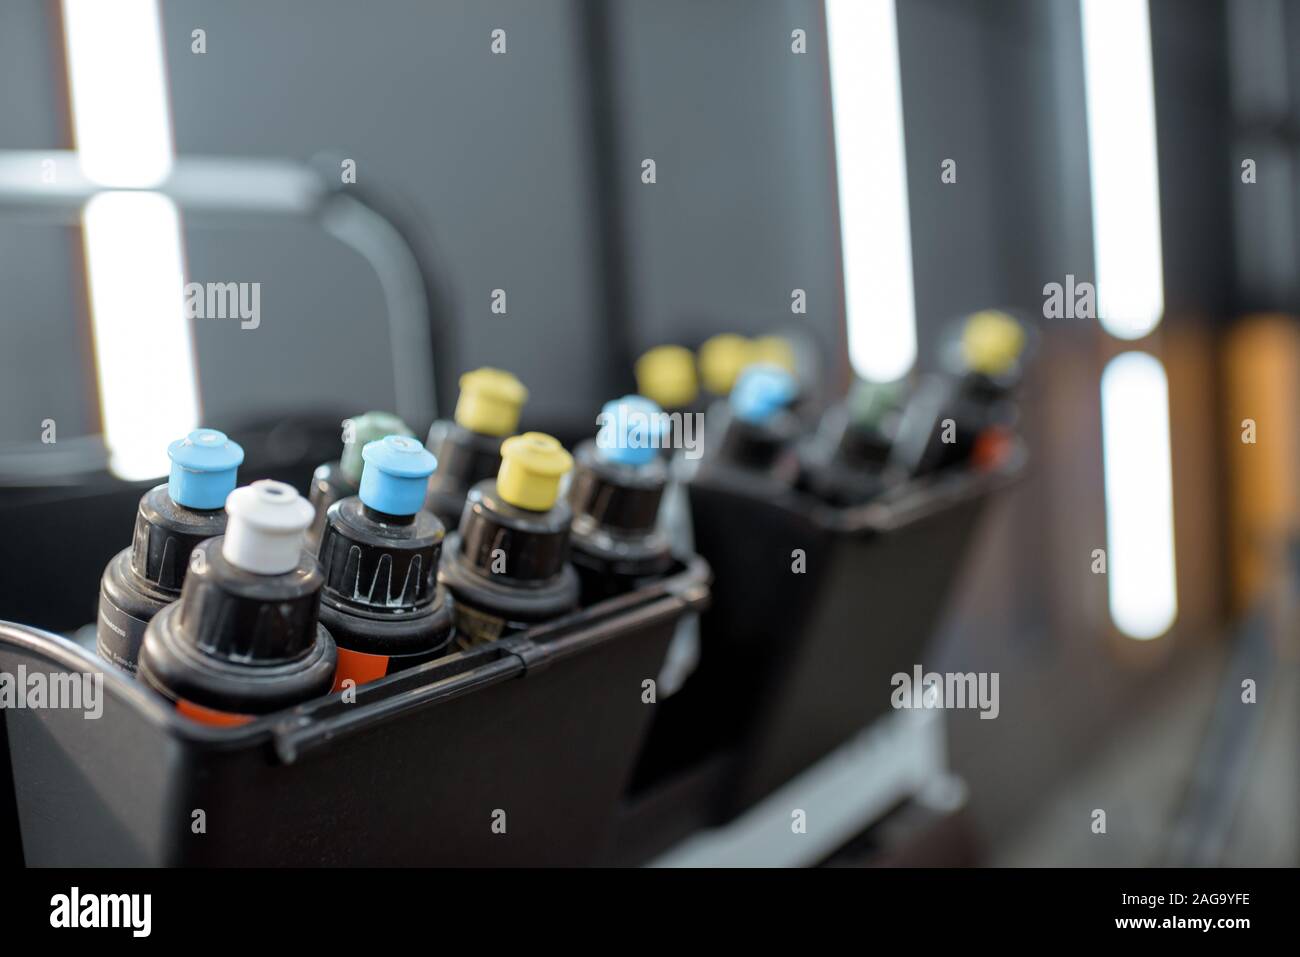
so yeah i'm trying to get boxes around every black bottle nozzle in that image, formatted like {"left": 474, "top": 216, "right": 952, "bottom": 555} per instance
{"left": 138, "top": 481, "right": 337, "bottom": 722}
{"left": 306, "top": 410, "right": 414, "bottom": 551}
{"left": 318, "top": 435, "right": 453, "bottom": 686}
{"left": 890, "top": 310, "right": 1030, "bottom": 477}
{"left": 424, "top": 368, "right": 528, "bottom": 527}
{"left": 96, "top": 429, "right": 244, "bottom": 673}
{"left": 796, "top": 379, "right": 908, "bottom": 505}
{"left": 439, "top": 432, "right": 579, "bottom": 645}
{"left": 569, "top": 397, "right": 674, "bottom": 601}
{"left": 714, "top": 363, "right": 801, "bottom": 475}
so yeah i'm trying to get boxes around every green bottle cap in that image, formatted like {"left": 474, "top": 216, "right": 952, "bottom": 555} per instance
{"left": 847, "top": 379, "right": 906, "bottom": 431}
{"left": 339, "top": 411, "right": 414, "bottom": 485}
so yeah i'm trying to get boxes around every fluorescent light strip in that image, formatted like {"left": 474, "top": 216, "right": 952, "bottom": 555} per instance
{"left": 62, "top": 0, "right": 174, "bottom": 188}
{"left": 1100, "top": 352, "right": 1177, "bottom": 640}
{"left": 826, "top": 0, "right": 917, "bottom": 383}
{"left": 83, "top": 193, "right": 198, "bottom": 480}
{"left": 63, "top": 0, "right": 199, "bottom": 479}
{"left": 1080, "top": 0, "right": 1165, "bottom": 340}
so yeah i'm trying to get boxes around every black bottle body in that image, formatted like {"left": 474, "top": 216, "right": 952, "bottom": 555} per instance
{"left": 138, "top": 538, "right": 337, "bottom": 722}
{"left": 567, "top": 442, "right": 674, "bottom": 604}
{"left": 439, "top": 481, "right": 579, "bottom": 647}
{"left": 894, "top": 372, "right": 1014, "bottom": 477}
{"left": 305, "top": 460, "right": 355, "bottom": 552}
{"left": 424, "top": 421, "right": 505, "bottom": 529}
{"left": 316, "top": 498, "right": 455, "bottom": 687}
{"left": 97, "top": 550, "right": 169, "bottom": 672}
{"left": 709, "top": 404, "right": 802, "bottom": 483}
{"left": 96, "top": 484, "right": 227, "bottom": 673}
{"left": 795, "top": 406, "right": 894, "bottom": 507}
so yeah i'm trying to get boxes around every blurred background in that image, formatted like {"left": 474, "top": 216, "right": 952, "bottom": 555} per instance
{"left": 0, "top": 0, "right": 1296, "bottom": 866}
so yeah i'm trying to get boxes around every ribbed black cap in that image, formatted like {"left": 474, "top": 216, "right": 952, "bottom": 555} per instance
{"left": 568, "top": 441, "right": 666, "bottom": 533}
{"left": 457, "top": 480, "right": 572, "bottom": 583}
{"left": 830, "top": 410, "right": 893, "bottom": 471}
{"left": 175, "top": 538, "right": 325, "bottom": 663}
{"left": 717, "top": 409, "right": 800, "bottom": 472}
{"left": 317, "top": 497, "right": 444, "bottom": 612}
{"left": 129, "top": 484, "right": 228, "bottom": 592}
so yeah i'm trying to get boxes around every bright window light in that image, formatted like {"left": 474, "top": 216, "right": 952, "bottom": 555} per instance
{"left": 62, "top": 0, "right": 174, "bottom": 188}
{"left": 1081, "top": 0, "right": 1165, "bottom": 340}
{"left": 1100, "top": 351, "right": 1177, "bottom": 639}
{"left": 82, "top": 193, "right": 198, "bottom": 480}
{"left": 826, "top": 0, "right": 917, "bottom": 383}
{"left": 63, "top": 0, "right": 198, "bottom": 479}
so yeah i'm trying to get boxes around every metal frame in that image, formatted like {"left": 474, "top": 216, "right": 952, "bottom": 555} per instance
{"left": 0, "top": 149, "right": 444, "bottom": 441}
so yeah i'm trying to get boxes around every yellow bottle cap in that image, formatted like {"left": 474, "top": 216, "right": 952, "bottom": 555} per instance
{"left": 961, "top": 311, "right": 1025, "bottom": 378}
{"left": 497, "top": 432, "right": 573, "bottom": 511}
{"left": 752, "top": 335, "right": 797, "bottom": 374}
{"left": 454, "top": 368, "right": 528, "bottom": 437}
{"left": 635, "top": 345, "right": 699, "bottom": 409}
{"left": 698, "top": 334, "right": 755, "bottom": 396}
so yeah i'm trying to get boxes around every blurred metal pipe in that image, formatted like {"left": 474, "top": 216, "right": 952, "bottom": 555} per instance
{"left": 0, "top": 148, "right": 440, "bottom": 430}
{"left": 318, "top": 192, "right": 436, "bottom": 430}
{"left": 0, "top": 150, "right": 322, "bottom": 218}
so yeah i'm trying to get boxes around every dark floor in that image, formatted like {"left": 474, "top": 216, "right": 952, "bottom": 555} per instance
{"left": 990, "top": 641, "right": 1297, "bottom": 866}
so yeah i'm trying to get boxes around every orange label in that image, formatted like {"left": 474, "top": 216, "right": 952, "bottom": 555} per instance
{"left": 972, "top": 427, "right": 1013, "bottom": 472}
{"left": 332, "top": 646, "right": 391, "bottom": 692}
{"left": 177, "top": 697, "right": 254, "bottom": 727}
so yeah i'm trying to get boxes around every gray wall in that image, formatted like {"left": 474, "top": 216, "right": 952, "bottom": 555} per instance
{"left": 2, "top": 0, "right": 1080, "bottom": 448}
{"left": 0, "top": 2, "right": 95, "bottom": 444}
{"left": 163, "top": 0, "right": 606, "bottom": 431}
{"left": 606, "top": 0, "right": 842, "bottom": 357}
{"left": 1, "top": 0, "right": 611, "bottom": 443}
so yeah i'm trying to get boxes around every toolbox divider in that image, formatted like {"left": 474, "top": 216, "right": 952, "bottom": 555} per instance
{"left": 619, "top": 449, "right": 1026, "bottom": 861}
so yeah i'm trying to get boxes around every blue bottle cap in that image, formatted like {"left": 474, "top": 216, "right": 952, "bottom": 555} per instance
{"left": 358, "top": 434, "right": 438, "bottom": 516}
{"left": 730, "top": 364, "right": 797, "bottom": 425}
{"left": 595, "top": 395, "right": 665, "bottom": 467}
{"left": 167, "top": 429, "right": 244, "bottom": 510}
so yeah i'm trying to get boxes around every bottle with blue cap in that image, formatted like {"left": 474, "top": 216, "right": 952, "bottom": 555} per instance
{"left": 568, "top": 396, "right": 676, "bottom": 603}
{"left": 315, "top": 434, "right": 454, "bottom": 689}
{"left": 138, "top": 480, "right": 337, "bottom": 725}
{"left": 96, "top": 428, "right": 244, "bottom": 673}
{"left": 712, "top": 363, "right": 802, "bottom": 478}
{"left": 439, "top": 431, "right": 580, "bottom": 646}
{"left": 306, "top": 411, "right": 415, "bottom": 552}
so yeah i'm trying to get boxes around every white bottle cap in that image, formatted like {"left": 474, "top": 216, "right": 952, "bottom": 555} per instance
{"left": 222, "top": 480, "right": 315, "bottom": 575}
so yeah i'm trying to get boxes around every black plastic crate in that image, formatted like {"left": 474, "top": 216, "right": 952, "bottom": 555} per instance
{"left": 618, "top": 452, "right": 1023, "bottom": 860}
{"left": 0, "top": 558, "right": 708, "bottom": 866}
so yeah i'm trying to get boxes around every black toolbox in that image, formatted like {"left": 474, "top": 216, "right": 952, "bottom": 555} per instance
{"left": 617, "top": 450, "right": 1023, "bottom": 861}
{"left": 0, "top": 558, "right": 708, "bottom": 866}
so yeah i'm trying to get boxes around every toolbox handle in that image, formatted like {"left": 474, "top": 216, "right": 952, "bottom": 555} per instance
{"left": 518, "top": 557, "right": 712, "bottom": 670}
{"left": 270, "top": 652, "right": 524, "bottom": 764}
{"left": 829, "top": 441, "right": 1027, "bottom": 534}
{"left": 0, "top": 149, "right": 451, "bottom": 428}
{"left": 269, "top": 565, "right": 710, "bottom": 761}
